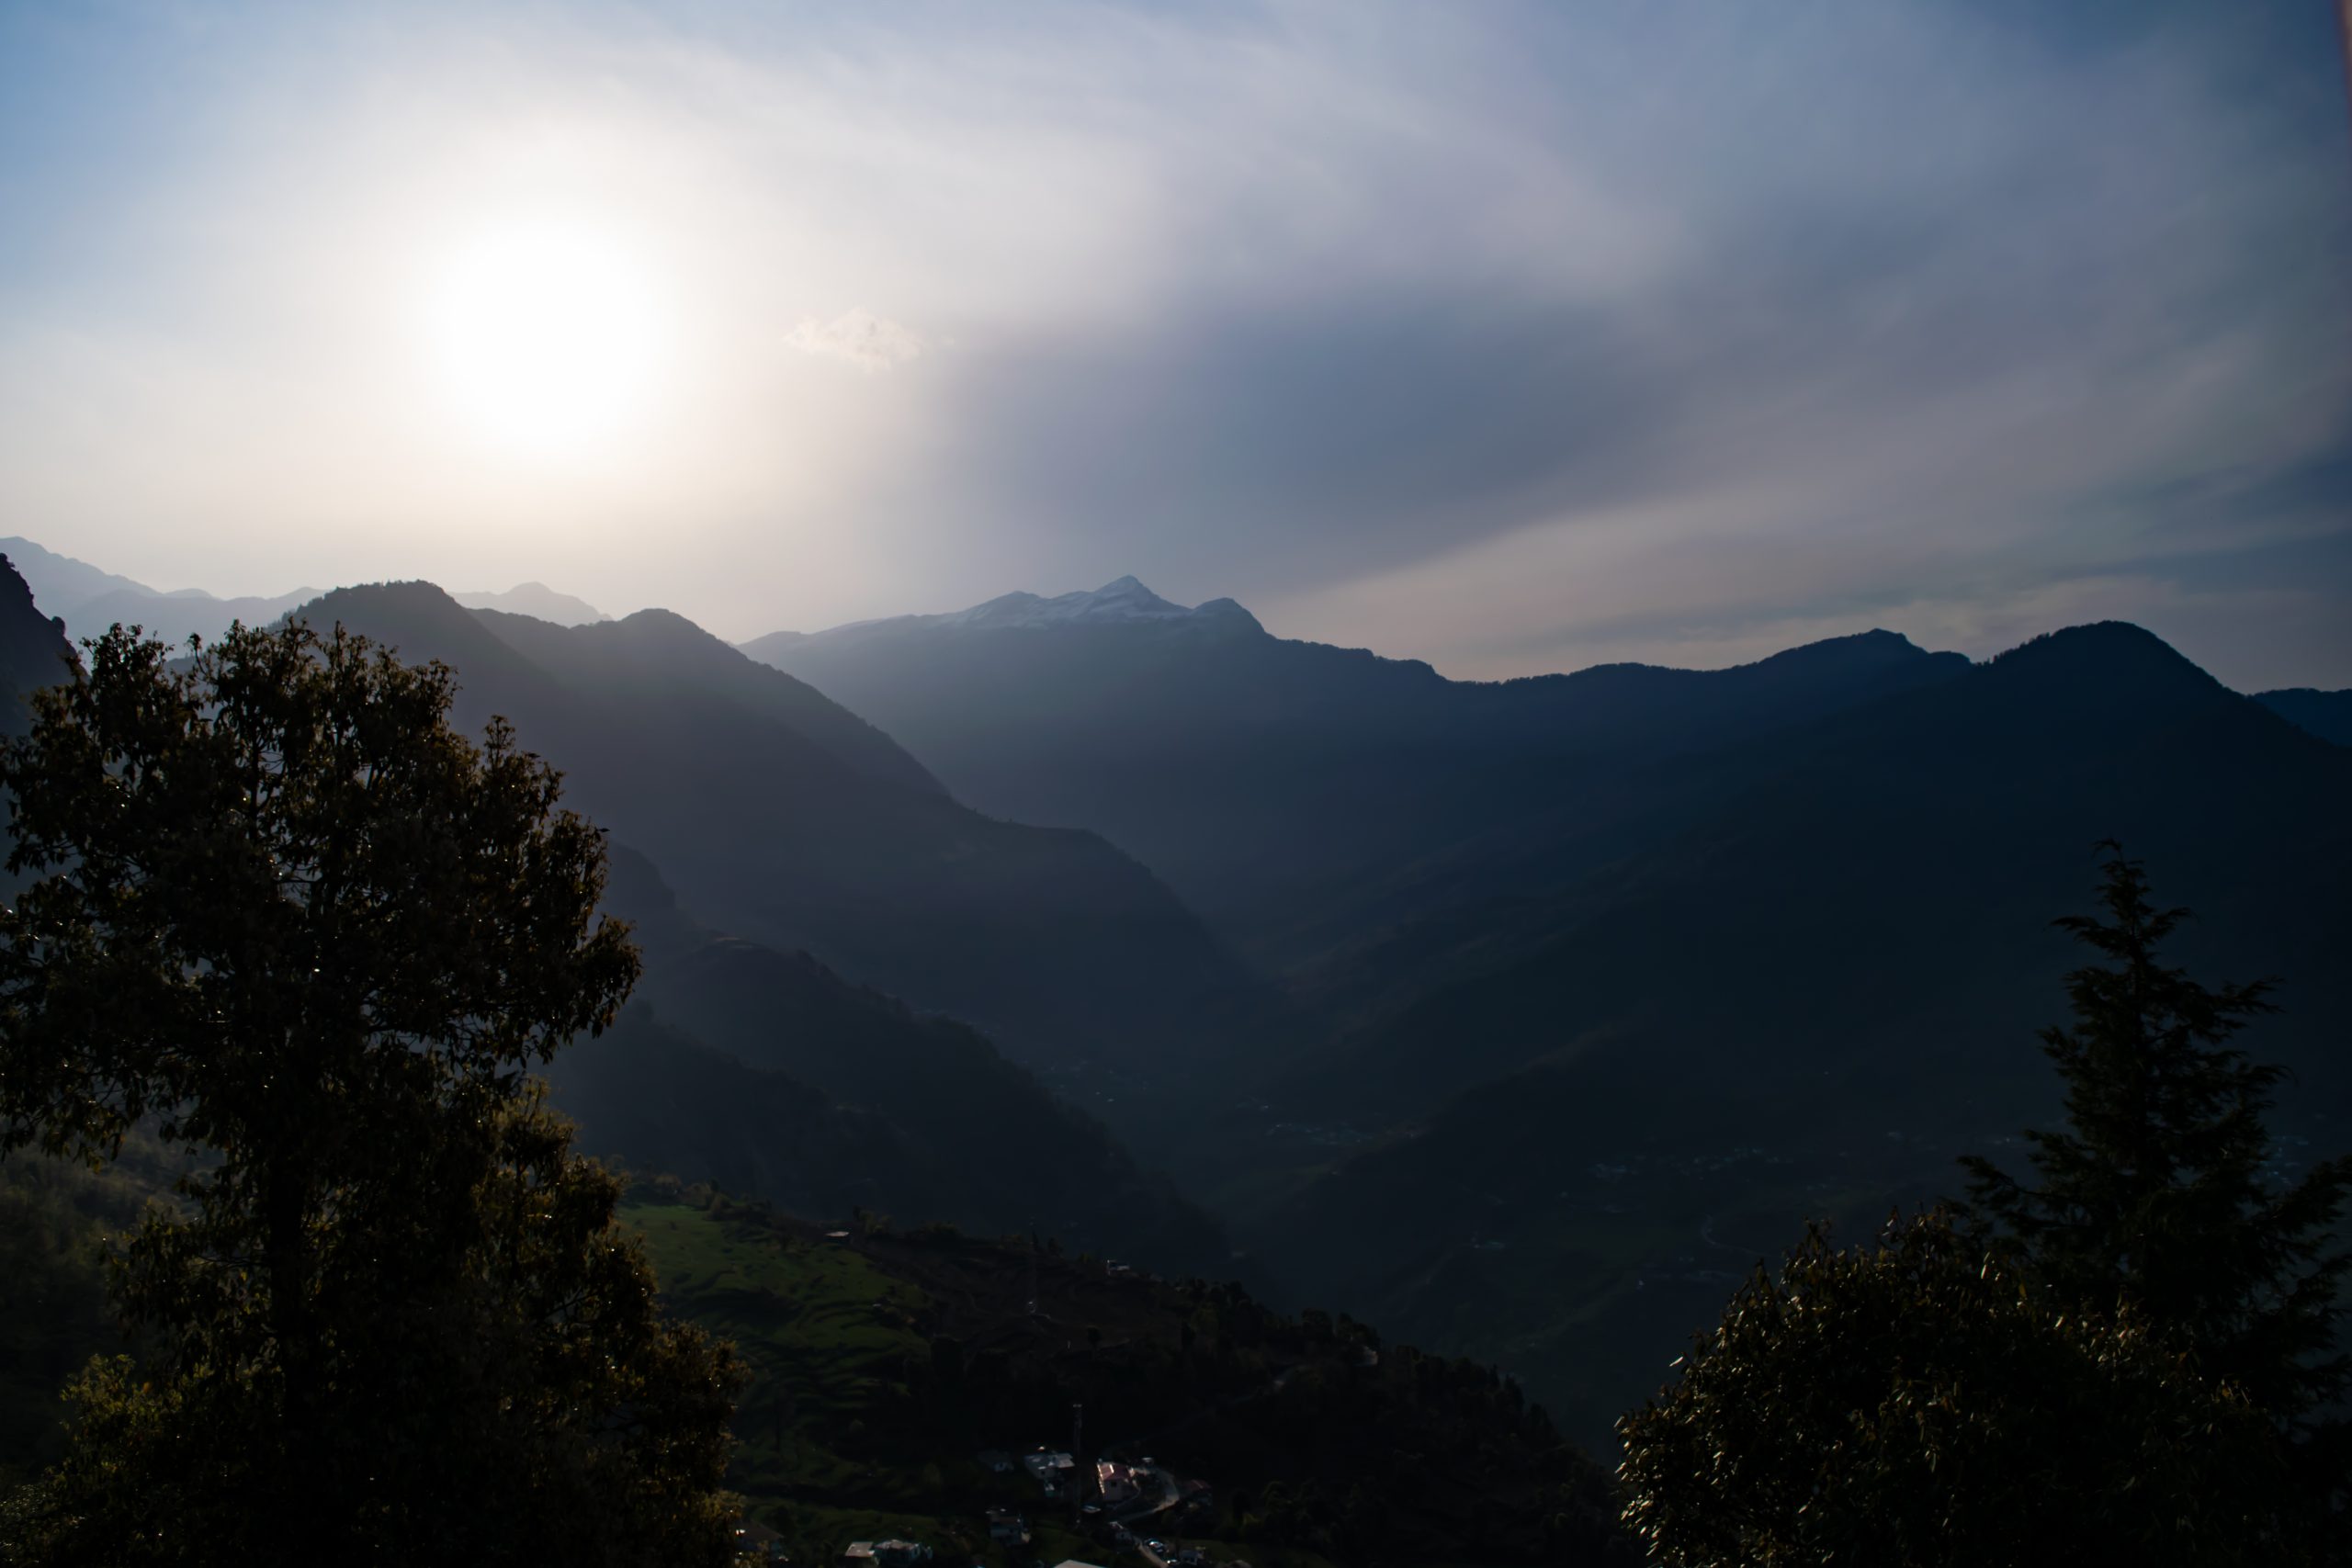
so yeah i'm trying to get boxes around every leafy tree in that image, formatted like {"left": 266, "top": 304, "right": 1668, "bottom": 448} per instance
{"left": 1617, "top": 1210, "right": 2300, "bottom": 1567}
{"left": 1958, "top": 845, "right": 2351, "bottom": 1461}
{"left": 0, "top": 622, "right": 741, "bottom": 1565}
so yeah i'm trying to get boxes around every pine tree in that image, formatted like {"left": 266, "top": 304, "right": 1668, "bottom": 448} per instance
{"left": 1958, "top": 844, "right": 2351, "bottom": 1462}
{"left": 0, "top": 621, "right": 741, "bottom": 1565}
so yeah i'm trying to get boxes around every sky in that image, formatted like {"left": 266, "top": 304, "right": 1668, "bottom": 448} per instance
{"left": 1, "top": 1, "right": 2347, "bottom": 689}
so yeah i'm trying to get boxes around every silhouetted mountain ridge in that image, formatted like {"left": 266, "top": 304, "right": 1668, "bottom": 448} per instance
{"left": 2255, "top": 685, "right": 2352, "bottom": 747}
{"left": 747, "top": 581, "right": 1974, "bottom": 947}
{"left": 1235, "top": 619, "right": 2350, "bottom": 1450}
{"left": 289, "top": 580, "right": 1264, "bottom": 1073}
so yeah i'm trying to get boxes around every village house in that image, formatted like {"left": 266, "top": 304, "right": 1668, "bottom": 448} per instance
{"left": 1022, "top": 1448, "right": 1078, "bottom": 1498}
{"left": 1094, "top": 1461, "right": 1143, "bottom": 1508}
{"left": 984, "top": 1506, "right": 1031, "bottom": 1548}
{"left": 838, "top": 1540, "right": 930, "bottom": 1568}
{"left": 732, "top": 1518, "right": 787, "bottom": 1565}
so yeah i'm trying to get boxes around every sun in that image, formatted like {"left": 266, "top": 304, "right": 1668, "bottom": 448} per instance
{"left": 419, "top": 218, "right": 669, "bottom": 461}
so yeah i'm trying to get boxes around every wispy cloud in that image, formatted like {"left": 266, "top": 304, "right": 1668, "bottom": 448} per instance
{"left": 0, "top": 1, "right": 2344, "bottom": 683}
{"left": 785, "top": 309, "right": 926, "bottom": 372}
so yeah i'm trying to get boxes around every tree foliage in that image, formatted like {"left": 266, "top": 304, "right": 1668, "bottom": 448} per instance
{"left": 0, "top": 622, "right": 741, "bottom": 1565}
{"left": 1619, "top": 848, "right": 2350, "bottom": 1563}
{"left": 1617, "top": 1211, "right": 2299, "bottom": 1567}
{"left": 1958, "top": 845, "right": 2350, "bottom": 1465}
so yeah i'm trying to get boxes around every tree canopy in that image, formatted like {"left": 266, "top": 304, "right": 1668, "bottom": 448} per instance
{"left": 0, "top": 621, "right": 741, "bottom": 1565}
{"left": 1617, "top": 1210, "right": 2297, "bottom": 1567}
{"left": 1619, "top": 847, "right": 2349, "bottom": 1562}
{"left": 1959, "top": 845, "right": 2350, "bottom": 1473}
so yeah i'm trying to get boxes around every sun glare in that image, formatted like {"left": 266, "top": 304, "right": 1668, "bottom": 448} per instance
{"left": 419, "top": 218, "right": 668, "bottom": 461}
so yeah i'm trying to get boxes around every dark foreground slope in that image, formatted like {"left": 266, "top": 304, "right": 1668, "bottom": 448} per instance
{"left": 293, "top": 581, "right": 1263, "bottom": 1071}
{"left": 749, "top": 578, "right": 1969, "bottom": 952}
{"left": 1238, "top": 624, "right": 2352, "bottom": 1450}
{"left": 623, "top": 1181, "right": 1632, "bottom": 1568}
{"left": 0, "top": 1147, "right": 171, "bottom": 1489}
{"left": 549, "top": 849, "right": 1231, "bottom": 1275}
{"left": 0, "top": 558, "right": 76, "bottom": 738}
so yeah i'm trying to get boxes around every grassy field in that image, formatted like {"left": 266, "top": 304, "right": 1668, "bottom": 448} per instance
{"left": 619, "top": 1190, "right": 1449, "bottom": 1567}
{"left": 622, "top": 1194, "right": 944, "bottom": 1508}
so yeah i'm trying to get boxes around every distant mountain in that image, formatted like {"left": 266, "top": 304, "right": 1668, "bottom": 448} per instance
{"left": 292, "top": 581, "right": 1264, "bottom": 1074}
{"left": 6, "top": 538, "right": 611, "bottom": 643}
{"left": 0, "top": 537, "right": 149, "bottom": 621}
{"left": 1237, "top": 622, "right": 2352, "bottom": 1450}
{"left": 743, "top": 575, "right": 1261, "bottom": 656}
{"left": 2256, "top": 686, "right": 2352, "bottom": 747}
{"left": 0, "top": 553, "right": 1231, "bottom": 1272}
{"left": 452, "top": 582, "right": 609, "bottom": 625}
{"left": 0, "top": 536, "right": 315, "bottom": 649}
{"left": 64, "top": 585, "right": 320, "bottom": 649}
{"left": 747, "top": 576, "right": 1972, "bottom": 955}
{"left": 1277, "top": 623, "right": 2352, "bottom": 1115}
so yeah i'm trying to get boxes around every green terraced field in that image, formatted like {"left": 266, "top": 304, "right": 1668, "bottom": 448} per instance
{"left": 621, "top": 1194, "right": 943, "bottom": 1506}
{"left": 618, "top": 1186, "right": 1596, "bottom": 1568}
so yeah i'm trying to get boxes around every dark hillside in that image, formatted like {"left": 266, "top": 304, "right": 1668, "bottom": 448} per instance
{"left": 0, "top": 1150, "right": 160, "bottom": 1489}
{"left": 624, "top": 1182, "right": 1633, "bottom": 1568}
{"left": 290, "top": 581, "right": 1265, "bottom": 1073}
{"left": 2257, "top": 685, "right": 2352, "bottom": 746}
{"left": 477, "top": 605, "right": 938, "bottom": 796}
{"left": 550, "top": 1005, "right": 921, "bottom": 1224}
{"left": 0, "top": 558, "right": 77, "bottom": 738}
{"left": 1238, "top": 624, "right": 2352, "bottom": 1450}
{"left": 548, "top": 847, "right": 1234, "bottom": 1275}
{"left": 752, "top": 584, "right": 1969, "bottom": 956}
{"left": 1280, "top": 624, "right": 2350, "bottom": 1112}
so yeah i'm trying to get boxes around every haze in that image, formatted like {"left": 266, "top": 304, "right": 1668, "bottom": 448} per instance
{"left": 2, "top": 1, "right": 2346, "bottom": 688}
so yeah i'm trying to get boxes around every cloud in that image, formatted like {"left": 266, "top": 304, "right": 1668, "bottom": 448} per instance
{"left": 854, "top": 2, "right": 2352, "bottom": 683}
{"left": 784, "top": 309, "right": 926, "bottom": 372}
{"left": 1, "top": 1, "right": 2346, "bottom": 682}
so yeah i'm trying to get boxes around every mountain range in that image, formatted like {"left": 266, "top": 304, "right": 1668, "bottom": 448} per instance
{"left": 744, "top": 575, "right": 2352, "bottom": 1445}
{"left": 279, "top": 580, "right": 1266, "bottom": 1079}
{"left": 4, "top": 541, "right": 2346, "bottom": 1453}
{"left": 749, "top": 577, "right": 2343, "bottom": 966}
{"left": 1, "top": 536, "right": 606, "bottom": 650}
{"left": 1228, "top": 620, "right": 2351, "bottom": 1440}
{"left": 0, "top": 552, "right": 1236, "bottom": 1283}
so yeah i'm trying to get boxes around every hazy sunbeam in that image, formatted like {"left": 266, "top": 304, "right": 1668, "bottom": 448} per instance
{"left": 415, "top": 215, "right": 670, "bottom": 462}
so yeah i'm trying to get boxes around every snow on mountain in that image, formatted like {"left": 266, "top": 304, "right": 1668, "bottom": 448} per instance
{"left": 755, "top": 577, "right": 1262, "bottom": 654}
{"left": 944, "top": 575, "right": 1200, "bottom": 630}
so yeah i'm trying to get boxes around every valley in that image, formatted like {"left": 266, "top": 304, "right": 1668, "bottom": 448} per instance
{"left": 4, "top": 539, "right": 2346, "bottom": 1542}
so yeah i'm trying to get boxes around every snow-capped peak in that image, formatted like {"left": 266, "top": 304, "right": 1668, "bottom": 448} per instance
{"left": 796, "top": 576, "right": 1264, "bottom": 645}
{"left": 943, "top": 576, "right": 1223, "bottom": 631}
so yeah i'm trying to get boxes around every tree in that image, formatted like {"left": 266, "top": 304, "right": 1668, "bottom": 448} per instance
{"left": 1957, "top": 845, "right": 2352, "bottom": 1459}
{"left": 1617, "top": 1211, "right": 2300, "bottom": 1567}
{"left": 0, "top": 622, "right": 741, "bottom": 1565}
